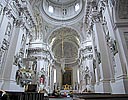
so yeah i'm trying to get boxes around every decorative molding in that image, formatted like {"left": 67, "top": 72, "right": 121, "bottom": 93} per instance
{"left": 94, "top": 47, "right": 101, "bottom": 64}
{"left": 0, "top": 49, "right": 4, "bottom": 64}
{"left": 105, "top": 35, "right": 118, "bottom": 55}
{"left": 15, "top": 68, "right": 35, "bottom": 87}
{"left": 91, "top": 10, "right": 102, "bottom": 23}
{"left": 114, "top": 22, "right": 128, "bottom": 28}
{"left": 0, "top": 4, "right": 3, "bottom": 15}
{"left": 1, "top": 39, "right": 9, "bottom": 50}
{"left": 85, "top": 54, "right": 93, "bottom": 60}
{"left": 82, "top": 54, "right": 93, "bottom": 60}
{"left": 98, "top": 0, "right": 107, "bottom": 17}
{"left": 13, "top": 18, "right": 23, "bottom": 27}
{"left": 5, "top": 7, "right": 13, "bottom": 19}
{"left": 81, "top": 46, "right": 93, "bottom": 53}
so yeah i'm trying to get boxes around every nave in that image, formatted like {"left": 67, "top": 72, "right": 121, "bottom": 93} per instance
{"left": 0, "top": 0, "right": 128, "bottom": 96}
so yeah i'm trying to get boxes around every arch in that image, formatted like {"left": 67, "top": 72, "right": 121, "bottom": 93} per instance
{"left": 46, "top": 26, "right": 82, "bottom": 44}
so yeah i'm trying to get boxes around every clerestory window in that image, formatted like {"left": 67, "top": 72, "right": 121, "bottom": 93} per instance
{"left": 49, "top": 5, "right": 53, "bottom": 13}
{"left": 75, "top": 3, "right": 79, "bottom": 11}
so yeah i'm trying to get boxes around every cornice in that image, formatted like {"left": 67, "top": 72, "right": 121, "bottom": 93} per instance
{"left": 28, "top": 47, "right": 48, "bottom": 52}
{"left": 114, "top": 22, "right": 128, "bottom": 29}
{"left": 48, "top": 0, "right": 76, "bottom": 6}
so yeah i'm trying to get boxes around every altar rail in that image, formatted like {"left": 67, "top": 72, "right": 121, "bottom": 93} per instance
{"left": 73, "top": 93, "right": 128, "bottom": 100}
{"left": 6, "top": 92, "right": 45, "bottom": 100}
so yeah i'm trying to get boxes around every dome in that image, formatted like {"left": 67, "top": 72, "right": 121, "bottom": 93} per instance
{"left": 41, "top": 0, "right": 85, "bottom": 25}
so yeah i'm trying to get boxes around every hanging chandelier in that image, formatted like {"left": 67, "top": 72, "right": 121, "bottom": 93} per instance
{"left": 60, "top": 2, "right": 66, "bottom": 73}
{"left": 60, "top": 30, "right": 65, "bottom": 73}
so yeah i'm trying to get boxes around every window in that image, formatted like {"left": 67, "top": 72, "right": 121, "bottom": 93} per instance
{"left": 75, "top": 3, "right": 79, "bottom": 11}
{"left": 54, "top": 69, "right": 56, "bottom": 83}
{"left": 85, "top": 74, "right": 90, "bottom": 85}
{"left": 49, "top": 5, "right": 53, "bottom": 13}
{"left": 63, "top": 9, "right": 67, "bottom": 15}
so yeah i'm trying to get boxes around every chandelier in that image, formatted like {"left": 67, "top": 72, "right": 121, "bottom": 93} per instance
{"left": 60, "top": 2, "right": 66, "bottom": 73}
{"left": 60, "top": 30, "right": 65, "bottom": 73}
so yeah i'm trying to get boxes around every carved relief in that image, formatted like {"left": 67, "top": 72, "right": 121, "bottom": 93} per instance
{"left": 98, "top": 0, "right": 106, "bottom": 17}
{"left": 84, "top": 54, "right": 93, "bottom": 60}
{"left": 6, "top": 9, "right": 12, "bottom": 19}
{"left": 13, "top": 18, "right": 23, "bottom": 27}
{"left": 94, "top": 47, "right": 101, "bottom": 64}
{"left": 20, "top": 34, "right": 26, "bottom": 54}
{"left": 5, "top": 22, "right": 11, "bottom": 35}
{"left": 102, "top": 17, "right": 108, "bottom": 34}
{"left": 1, "top": 39, "right": 9, "bottom": 50}
{"left": 5, "top": 22, "right": 12, "bottom": 41}
{"left": 91, "top": 1, "right": 104, "bottom": 23}
{"left": 105, "top": 34, "right": 118, "bottom": 55}
{"left": 0, "top": 48, "right": 4, "bottom": 74}
{"left": 1, "top": 22, "right": 12, "bottom": 51}
{"left": 13, "top": 51, "right": 24, "bottom": 67}
{"left": 0, "top": 4, "right": 3, "bottom": 15}
{"left": 15, "top": 68, "right": 34, "bottom": 87}
{"left": 92, "top": 13, "right": 102, "bottom": 23}
{"left": 15, "top": 54, "right": 36, "bottom": 87}
{"left": 0, "top": 22, "right": 12, "bottom": 73}
{"left": 97, "top": 66, "right": 101, "bottom": 81}
{"left": 10, "top": 1, "right": 19, "bottom": 15}
{"left": 0, "top": 41, "right": 9, "bottom": 73}
{"left": 82, "top": 66, "right": 94, "bottom": 92}
{"left": 86, "top": 30, "right": 92, "bottom": 41}
{"left": 0, "top": 49, "right": 4, "bottom": 64}
{"left": 118, "top": 0, "right": 128, "bottom": 19}
{"left": 85, "top": 46, "right": 93, "bottom": 53}
{"left": 81, "top": 47, "right": 93, "bottom": 60}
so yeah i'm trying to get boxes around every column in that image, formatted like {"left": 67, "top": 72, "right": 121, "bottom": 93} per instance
{"left": 103, "top": 1, "right": 128, "bottom": 93}
{"left": 92, "top": 11, "right": 111, "bottom": 93}
{"left": 1, "top": 18, "right": 22, "bottom": 90}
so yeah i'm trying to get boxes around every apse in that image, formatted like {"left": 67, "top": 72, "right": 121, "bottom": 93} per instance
{"left": 48, "top": 27, "right": 80, "bottom": 65}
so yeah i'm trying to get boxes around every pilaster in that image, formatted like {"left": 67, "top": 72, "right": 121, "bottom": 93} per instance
{"left": 1, "top": 17, "right": 23, "bottom": 90}
{"left": 90, "top": 4, "right": 112, "bottom": 92}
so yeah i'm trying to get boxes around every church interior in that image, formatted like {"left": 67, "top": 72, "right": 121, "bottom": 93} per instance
{"left": 0, "top": 0, "right": 128, "bottom": 100}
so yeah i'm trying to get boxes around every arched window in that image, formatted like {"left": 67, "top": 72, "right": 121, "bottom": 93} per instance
{"left": 75, "top": 3, "right": 79, "bottom": 11}
{"left": 49, "top": 5, "right": 54, "bottom": 13}
{"left": 54, "top": 69, "right": 56, "bottom": 83}
{"left": 85, "top": 74, "right": 90, "bottom": 85}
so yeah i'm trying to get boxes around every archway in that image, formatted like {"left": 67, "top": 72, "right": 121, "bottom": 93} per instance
{"left": 48, "top": 27, "right": 80, "bottom": 90}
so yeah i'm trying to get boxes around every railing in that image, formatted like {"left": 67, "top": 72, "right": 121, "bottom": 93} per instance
{"left": 7, "top": 92, "right": 46, "bottom": 100}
